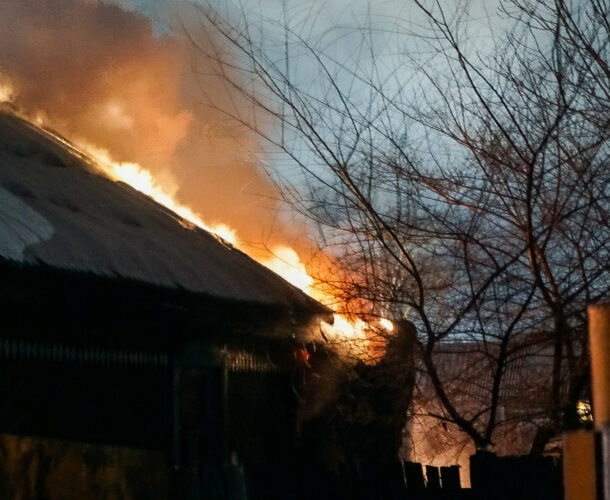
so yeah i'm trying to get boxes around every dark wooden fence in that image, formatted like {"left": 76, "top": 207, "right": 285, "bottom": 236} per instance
{"left": 239, "top": 452, "right": 562, "bottom": 500}
{"left": 470, "top": 451, "right": 562, "bottom": 500}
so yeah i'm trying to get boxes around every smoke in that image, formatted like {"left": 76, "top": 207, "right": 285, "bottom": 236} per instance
{"left": 0, "top": 0, "right": 301, "bottom": 252}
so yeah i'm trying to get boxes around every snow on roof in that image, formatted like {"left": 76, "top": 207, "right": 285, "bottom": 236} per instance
{"left": 0, "top": 111, "right": 321, "bottom": 311}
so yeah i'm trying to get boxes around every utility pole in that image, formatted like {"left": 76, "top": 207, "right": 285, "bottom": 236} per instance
{"left": 563, "top": 303, "right": 610, "bottom": 500}
{"left": 590, "top": 303, "right": 610, "bottom": 500}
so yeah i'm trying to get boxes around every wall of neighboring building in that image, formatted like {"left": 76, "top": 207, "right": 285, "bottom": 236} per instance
{"left": 404, "top": 411, "right": 475, "bottom": 488}
{"left": 402, "top": 339, "right": 569, "bottom": 487}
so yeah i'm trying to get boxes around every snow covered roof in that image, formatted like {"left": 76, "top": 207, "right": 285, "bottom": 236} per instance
{"left": 0, "top": 111, "right": 323, "bottom": 312}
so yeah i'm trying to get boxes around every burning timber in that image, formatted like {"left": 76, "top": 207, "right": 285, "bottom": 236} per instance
{"left": 0, "top": 110, "right": 351, "bottom": 498}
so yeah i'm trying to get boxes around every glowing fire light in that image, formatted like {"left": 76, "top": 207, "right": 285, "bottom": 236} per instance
{"left": 261, "top": 247, "right": 371, "bottom": 348}
{"left": 576, "top": 400, "right": 593, "bottom": 423}
{"left": 260, "top": 246, "right": 314, "bottom": 294}
{"left": 329, "top": 314, "right": 367, "bottom": 339}
{"left": 260, "top": 245, "right": 394, "bottom": 353}
{"left": 0, "top": 78, "right": 15, "bottom": 103}
{"left": 380, "top": 318, "right": 394, "bottom": 332}
{"left": 76, "top": 141, "right": 237, "bottom": 245}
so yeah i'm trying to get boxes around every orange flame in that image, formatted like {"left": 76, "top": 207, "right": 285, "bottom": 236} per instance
{"left": 82, "top": 144, "right": 380, "bottom": 353}
{"left": 260, "top": 246, "right": 314, "bottom": 293}
{"left": 380, "top": 318, "right": 394, "bottom": 332}
{"left": 76, "top": 141, "right": 238, "bottom": 245}
{"left": 70, "top": 136, "right": 394, "bottom": 358}
{"left": 0, "top": 0, "right": 394, "bottom": 359}
{"left": 260, "top": 247, "right": 395, "bottom": 357}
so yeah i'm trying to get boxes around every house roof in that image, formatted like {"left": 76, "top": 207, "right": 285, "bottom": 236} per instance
{"left": 0, "top": 110, "right": 325, "bottom": 314}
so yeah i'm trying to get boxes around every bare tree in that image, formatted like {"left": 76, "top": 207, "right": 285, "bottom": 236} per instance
{"left": 186, "top": 0, "right": 609, "bottom": 455}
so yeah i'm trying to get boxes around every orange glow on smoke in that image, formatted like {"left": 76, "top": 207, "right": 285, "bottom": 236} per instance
{"left": 0, "top": 77, "right": 15, "bottom": 103}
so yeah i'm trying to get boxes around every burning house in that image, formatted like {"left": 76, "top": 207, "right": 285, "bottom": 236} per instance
{"left": 0, "top": 110, "right": 333, "bottom": 498}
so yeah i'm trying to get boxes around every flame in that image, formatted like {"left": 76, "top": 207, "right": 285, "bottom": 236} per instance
{"left": 380, "top": 318, "right": 394, "bottom": 332}
{"left": 0, "top": 0, "right": 394, "bottom": 359}
{"left": 260, "top": 246, "right": 314, "bottom": 295}
{"left": 328, "top": 314, "right": 367, "bottom": 339}
{"left": 76, "top": 141, "right": 237, "bottom": 245}
{"left": 260, "top": 246, "right": 394, "bottom": 356}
